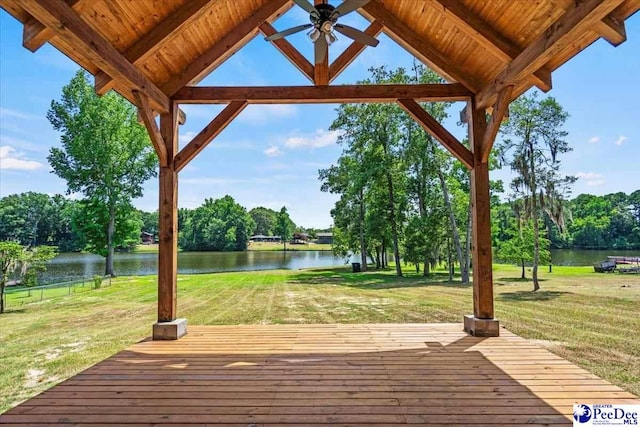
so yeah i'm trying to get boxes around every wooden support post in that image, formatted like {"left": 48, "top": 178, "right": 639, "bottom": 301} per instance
{"left": 154, "top": 101, "right": 186, "bottom": 340}
{"left": 464, "top": 96, "right": 499, "bottom": 337}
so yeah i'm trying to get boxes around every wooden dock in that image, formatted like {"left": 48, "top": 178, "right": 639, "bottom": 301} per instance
{"left": 2, "top": 324, "right": 638, "bottom": 426}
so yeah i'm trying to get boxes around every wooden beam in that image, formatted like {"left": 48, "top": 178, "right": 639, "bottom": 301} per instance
{"left": 481, "top": 85, "right": 513, "bottom": 163}
{"left": 397, "top": 99, "right": 473, "bottom": 170}
{"left": 259, "top": 22, "right": 314, "bottom": 83}
{"left": 313, "top": 0, "right": 329, "bottom": 86}
{"left": 431, "top": 0, "right": 552, "bottom": 92}
{"left": 161, "top": 0, "right": 291, "bottom": 96}
{"left": 174, "top": 101, "right": 247, "bottom": 173}
{"left": 174, "top": 84, "right": 472, "bottom": 104}
{"left": 22, "top": 0, "right": 81, "bottom": 52}
{"left": 157, "top": 102, "right": 179, "bottom": 323}
{"left": 476, "top": 0, "right": 624, "bottom": 108}
{"left": 468, "top": 96, "right": 494, "bottom": 322}
{"left": 598, "top": 15, "right": 626, "bottom": 46}
{"left": 329, "top": 20, "right": 383, "bottom": 83}
{"left": 360, "top": 1, "right": 482, "bottom": 91}
{"left": 19, "top": 0, "right": 170, "bottom": 113}
{"left": 133, "top": 90, "right": 168, "bottom": 168}
{"left": 95, "top": 0, "right": 212, "bottom": 95}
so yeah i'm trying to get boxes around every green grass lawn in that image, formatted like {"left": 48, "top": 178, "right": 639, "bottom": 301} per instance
{"left": 1, "top": 264, "right": 639, "bottom": 412}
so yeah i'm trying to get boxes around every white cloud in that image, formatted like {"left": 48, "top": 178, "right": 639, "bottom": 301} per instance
{"left": 0, "top": 146, "right": 43, "bottom": 170}
{"left": 588, "top": 136, "right": 600, "bottom": 144}
{"left": 615, "top": 135, "right": 628, "bottom": 146}
{"left": 575, "top": 172, "right": 605, "bottom": 187}
{"left": 264, "top": 145, "right": 282, "bottom": 157}
{"left": 0, "top": 108, "right": 40, "bottom": 121}
{"left": 239, "top": 104, "right": 297, "bottom": 124}
{"left": 285, "top": 129, "right": 342, "bottom": 149}
{"left": 179, "top": 131, "right": 198, "bottom": 146}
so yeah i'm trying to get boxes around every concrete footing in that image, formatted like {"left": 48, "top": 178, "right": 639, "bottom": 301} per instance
{"left": 153, "top": 318, "right": 187, "bottom": 340}
{"left": 463, "top": 315, "right": 500, "bottom": 337}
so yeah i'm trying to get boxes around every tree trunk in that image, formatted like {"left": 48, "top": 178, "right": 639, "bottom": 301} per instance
{"left": 434, "top": 148, "right": 464, "bottom": 282}
{"left": 0, "top": 282, "right": 5, "bottom": 314}
{"left": 375, "top": 246, "right": 381, "bottom": 269}
{"left": 424, "top": 261, "right": 430, "bottom": 276}
{"left": 462, "top": 200, "right": 472, "bottom": 283}
{"left": 105, "top": 204, "right": 116, "bottom": 277}
{"left": 521, "top": 259, "right": 526, "bottom": 279}
{"left": 385, "top": 171, "right": 402, "bottom": 277}
{"left": 358, "top": 190, "right": 367, "bottom": 272}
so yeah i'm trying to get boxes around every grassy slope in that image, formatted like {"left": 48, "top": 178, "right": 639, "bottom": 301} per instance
{"left": 1, "top": 265, "right": 639, "bottom": 412}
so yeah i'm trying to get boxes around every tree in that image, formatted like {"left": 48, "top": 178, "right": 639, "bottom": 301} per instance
{"left": 276, "top": 207, "right": 293, "bottom": 252}
{"left": 249, "top": 207, "right": 278, "bottom": 236}
{"left": 0, "top": 242, "right": 23, "bottom": 314}
{"left": 47, "top": 70, "right": 157, "bottom": 276}
{"left": 498, "top": 92, "right": 573, "bottom": 291}
{"left": 497, "top": 220, "right": 550, "bottom": 279}
{"left": 19, "top": 245, "right": 57, "bottom": 289}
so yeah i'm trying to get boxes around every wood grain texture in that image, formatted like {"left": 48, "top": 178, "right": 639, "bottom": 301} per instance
{"left": 397, "top": 99, "right": 473, "bottom": 170}
{"left": 18, "top": 0, "right": 170, "bottom": 113}
{"left": 469, "top": 97, "right": 493, "bottom": 320}
{"left": 174, "top": 101, "right": 247, "bottom": 172}
{"left": 482, "top": 85, "right": 513, "bottom": 163}
{"left": 2, "top": 324, "right": 638, "bottom": 425}
{"left": 157, "top": 103, "right": 179, "bottom": 323}
{"left": 21, "top": 0, "right": 80, "bottom": 51}
{"left": 173, "top": 84, "right": 472, "bottom": 104}
{"left": 476, "top": 0, "right": 625, "bottom": 108}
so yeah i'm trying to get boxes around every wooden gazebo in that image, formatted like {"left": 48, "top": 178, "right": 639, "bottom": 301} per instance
{"left": 1, "top": 0, "right": 637, "bottom": 341}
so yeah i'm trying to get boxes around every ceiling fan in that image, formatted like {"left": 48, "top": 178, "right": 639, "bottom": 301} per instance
{"left": 264, "top": 0, "right": 379, "bottom": 64}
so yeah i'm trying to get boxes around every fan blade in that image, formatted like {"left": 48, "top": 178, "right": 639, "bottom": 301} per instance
{"left": 264, "top": 24, "right": 313, "bottom": 41}
{"left": 334, "top": 24, "right": 379, "bottom": 46}
{"left": 314, "top": 34, "right": 328, "bottom": 64}
{"left": 292, "top": 0, "right": 317, "bottom": 14}
{"left": 333, "top": 0, "right": 369, "bottom": 17}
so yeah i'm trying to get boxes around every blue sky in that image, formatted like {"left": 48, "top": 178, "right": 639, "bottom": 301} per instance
{"left": 1, "top": 8, "right": 639, "bottom": 229}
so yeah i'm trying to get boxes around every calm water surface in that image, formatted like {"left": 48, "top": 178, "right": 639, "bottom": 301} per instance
{"left": 41, "top": 250, "right": 353, "bottom": 283}
{"left": 40, "top": 248, "right": 639, "bottom": 284}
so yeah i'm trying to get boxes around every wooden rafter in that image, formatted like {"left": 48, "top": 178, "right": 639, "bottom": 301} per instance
{"left": 95, "top": 0, "right": 212, "bottom": 96}
{"left": 329, "top": 20, "right": 383, "bottom": 83}
{"left": 133, "top": 90, "right": 168, "bottom": 168}
{"left": 18, "top": 0, "right": 170, "bottom": 113}
{"left": 477, "top": 0, "right": 625, "bottom": 108}
{"left": 431, "top": 0, "right": 552, "bottom": 92}
{"left": 313, "top": 0, "right": 329, "bottom": 86}
{"left": 161, "top": 0, "right": 291, "bottom": 96}
{"left": 360, "top": 1, "right": 483, "bottom": 91}
{"left": 173, "top": 84, "right": 472, "bottom": 104}
{"left": 174, "top": 101, "right": 248, "bottom": 172}
{"left": 552, "top": 0, "right": 628, "bottom": 46}
{"left": 481, "top": 86, "right": 513, "bottom": 163}
{"left": 22, "top": 0, "right": 80, "bottom": 51}
{"left": 397, "top": 99, "right": 473, "bottom": 170}
{"left": 259, "top": 22, "right": 314, "bottom": 83}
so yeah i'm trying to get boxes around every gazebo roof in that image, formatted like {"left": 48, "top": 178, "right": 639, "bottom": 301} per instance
{"left": 1, "top": 0, "right": 637, "bottom": 114}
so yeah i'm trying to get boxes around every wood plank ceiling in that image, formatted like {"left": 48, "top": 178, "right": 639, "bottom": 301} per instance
{"left": 1, "top": 0, "right": 638, "bottom": 110}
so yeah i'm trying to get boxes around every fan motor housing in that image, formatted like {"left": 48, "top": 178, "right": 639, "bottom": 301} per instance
{"left": 311, "top": 3, "right": 338, "bottom": 26}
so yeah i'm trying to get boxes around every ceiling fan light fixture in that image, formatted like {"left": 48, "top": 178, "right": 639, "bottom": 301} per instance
{"left": 307, "top": 28, "right": 321, "bottom": 42}
{"left": 326, "top": 31, "right": 337, "bottom": 45}
{"left": 321, "top": 21, "right": 334, "bottom": 33}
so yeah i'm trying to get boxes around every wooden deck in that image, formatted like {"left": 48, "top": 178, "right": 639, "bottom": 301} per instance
{"left": 2, "top": 324, "right": 638, "bottom": 426}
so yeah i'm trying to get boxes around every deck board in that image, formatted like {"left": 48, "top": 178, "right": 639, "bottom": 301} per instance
{"left": 2, "top": 323, "right": 638, "bottom": 425}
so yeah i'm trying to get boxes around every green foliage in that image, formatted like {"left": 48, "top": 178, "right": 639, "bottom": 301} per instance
{"left": 47, "top": 70, "right": 156, "bottom": 275}
{"left": 19, "top": 246, "right": 57, "bottom": 287}
{"left": 0, "top": 241, "right": 24, "bottom": 313}
{"left": 92, "top": 275, "right": 103, "bottom": 289}
{"left": 249, "top": 207, "right": 278, "bottom": 236}
{"left": 275, "top": 206, "right": 293, "bottom": 251}
{"left": 179, "top": 195, "right": 255, "bottom": 251}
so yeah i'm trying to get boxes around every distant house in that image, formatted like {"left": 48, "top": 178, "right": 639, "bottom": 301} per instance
{"left": 249, "top": 235, "right": 281, "bottom": 242}
{"left": 316, "top": 232, "right": 333, "bottom": 244}
{"left": 141, "top": 231, "right": 155, "bottom": 244}
{"left": 292, "top": 232, "right": 309, "bottom": 244}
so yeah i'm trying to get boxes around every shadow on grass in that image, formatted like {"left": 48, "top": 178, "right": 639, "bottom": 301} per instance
{"left": 497, "top": 277, "right": 548, "bottom": 283}
{"left": 290, "top": 268, "right": 472, "bottom": 290}
{"left": 497, "top": 290, "right": 571, "bottom": 302}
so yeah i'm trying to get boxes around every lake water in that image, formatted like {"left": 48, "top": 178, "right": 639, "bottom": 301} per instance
{"left": 40, "top": 250, "right": 354, "bottom": 284}
{"left": 39, "top": 248, "right": 639, "bottom": 284}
